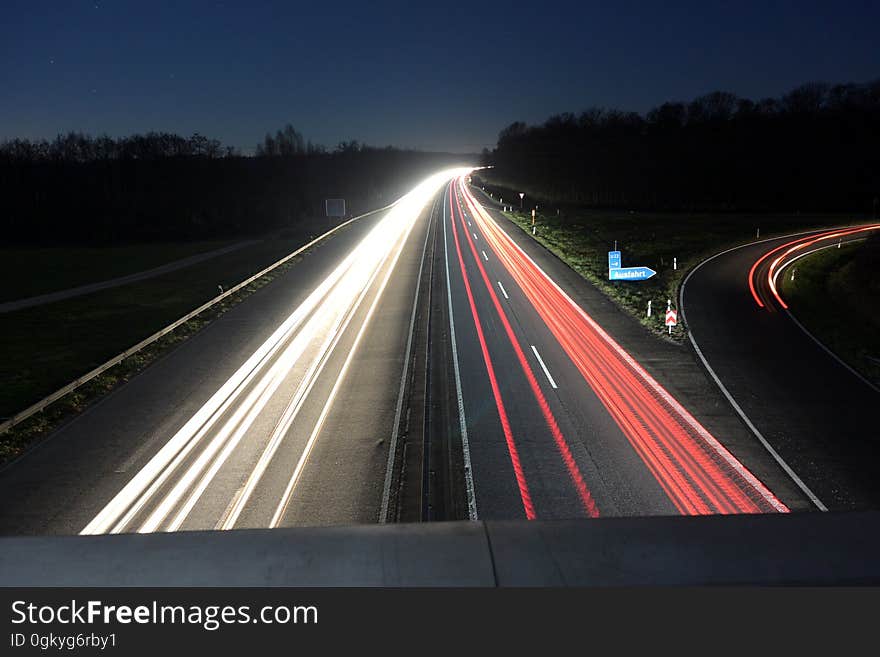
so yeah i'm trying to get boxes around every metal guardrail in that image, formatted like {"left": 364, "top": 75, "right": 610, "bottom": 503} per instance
{"left": 0, "top": 204, "right": 392, "bottom": 435}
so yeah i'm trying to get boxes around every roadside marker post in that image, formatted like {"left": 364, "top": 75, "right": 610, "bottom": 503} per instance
{"left": 665, "top": 303, "right": 677, "bottom": 335}
{"left": 673, "top": 257, "right": 677, "bottom": 270}
{"left": 647, "top": 300, "right": 652, "bottom": 317}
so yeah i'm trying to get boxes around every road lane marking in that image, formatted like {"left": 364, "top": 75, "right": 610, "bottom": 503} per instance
{"left": 272, "top": 191, "right": 434, "bottom": 528}
{"left": 772, "top": 240, "right": 880, "bottom": 394}
{"left": 680, "top": 245, "right": 827, "bottom": 511}
{"left": 531, "top": 345, "right": 558, "bottom": 389}
{"left": 448, "top": 184, "right": 533, "bottom": 519}
{"left": 497, "top": 281, "right": 509, "bottom": 299}
{"left": 151, "top": 202, "right": 412, "bottom": 532}
{"left": 441, "top": 186, "right": 478, "bottom": 520}
{"left": 218, "top": 242, "right": 391, "bottom": 531}
{"left": 378, "top": 197, "right": 436, "bottom": 523}
{"left": 453, "top": 180, "right": 598, "bottom": 518}
{"left": 460, "top": 181, "right": 785, "bottom": 515}
{"left": 81, "top": 168, "right": 470, "bottom": 535}
{"left": 473, "top": 232, "right": 478, "bottom": 240}
{"left": 83, "top": 252, "right": 360, "bottom": 535}
{"left": 482, "top": 250, "right": 488, "bottom": 261}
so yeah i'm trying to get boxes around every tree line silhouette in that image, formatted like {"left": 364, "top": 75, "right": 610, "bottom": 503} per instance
{"left": 0, "top": 126, "right": 462, "bottom": 245}
{"left": 484, "top": 81, "right": 880, "bottom": 213}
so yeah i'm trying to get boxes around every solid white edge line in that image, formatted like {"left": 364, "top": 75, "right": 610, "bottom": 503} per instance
{"left": 530, "top": 345, "right": 558, "bottom": 389}
{"left": 774, "top": 240, "right": 880, "bottom": 394}
{"left": 497, "top": 281, "right": 509, "bottom": 299}
{"left": 443, "top": 185, "right": 479, "bottom": 520}
{"left": 378, "top": 198, "right": 435, "bottom": 523}
{"left": 679, "top": 241, "right": 828, "bottom": 511}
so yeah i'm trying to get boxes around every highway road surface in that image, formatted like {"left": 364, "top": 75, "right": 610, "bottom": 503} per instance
{"left": 436, "top": 180, "right": 788, "bottom": 519}
{"left": 0, "top": 169, "right": 814, "bottom": 536}
{"left": 0, "top": 170, "right": 468, "bottom": 534}
{"left": 682, "top": 224, "right": 880, "bottom": 510}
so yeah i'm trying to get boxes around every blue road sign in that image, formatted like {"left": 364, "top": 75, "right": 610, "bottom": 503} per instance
{"left": 608, "top": 250, "right": 621, "bottom": 270}
{"left": 609, "top": 266, "right": 656, "bottom": 281}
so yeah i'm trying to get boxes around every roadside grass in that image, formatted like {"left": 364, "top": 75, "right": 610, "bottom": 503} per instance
{"left": 496, "top": 201, "right": 861, "bottom": 340}
{"left": 0, "top": 240, "right": 242, "bottom": 302}
{"left": 781, "top": 237, "right": 880, "bottom": 386}
{"left": 0, "top": 221, "right": 349, "bottom": 465}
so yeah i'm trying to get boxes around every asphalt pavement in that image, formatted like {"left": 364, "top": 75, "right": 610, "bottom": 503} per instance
{"left": 0, "top": 170, "right": 832, "bottom": 537}
{"left": 681, "top": 226, "right": 880, "bottom": 509}
{"left": 439, "top": 180, "right": 799, "bottom": 519}
{"left": 0, "top": 194, "right": 436, "bottom": 534}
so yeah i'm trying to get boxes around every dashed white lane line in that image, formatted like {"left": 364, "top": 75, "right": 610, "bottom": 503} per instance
{"left": 498, "top": 281, "right": 509, "bottom": 299}
{"left": 473, "top": 232, "right": 478, "bottom": 240}
{"left": 482, "top": 250, "right": 488, "bottom": 261}
{"left": 531, "top": 345, "right": 558, "bottom": 389}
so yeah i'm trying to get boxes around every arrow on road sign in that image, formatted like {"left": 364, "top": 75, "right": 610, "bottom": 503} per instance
{"left": 665, "top": 309, "right": 677, "bottom": 326}
{"left": 608, "top": 250, "right": 621, "bottom": 270}
{"left": 609, "top": 266, "right": 657, "bottom": 281}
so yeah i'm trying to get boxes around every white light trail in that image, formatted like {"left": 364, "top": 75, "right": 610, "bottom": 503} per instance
{"left": 81, "top": 167, "right": 471, "bottom": 535}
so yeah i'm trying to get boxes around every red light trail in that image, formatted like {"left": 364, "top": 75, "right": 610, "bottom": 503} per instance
{"left": 748, "top": 225, "right": 880, "bottom": 310}
{"left": 450, "top": 184, "right": 599, "bottom": 518}
{"left": 458, "top": 180, "right": 787, "bottom": 515}
{"left": 447, "top": 185, "right": 536, "bottom": 519}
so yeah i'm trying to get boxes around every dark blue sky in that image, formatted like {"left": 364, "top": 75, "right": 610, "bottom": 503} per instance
{"left": 3, "top": 1, "right": 879, "bottom": 153}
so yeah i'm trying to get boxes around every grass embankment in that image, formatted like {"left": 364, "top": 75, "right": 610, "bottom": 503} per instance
{"left": 0, "top": 222, "right": 348, "bottom": 464}
{"left": 495, "top": 198, "right": 858, "bottom": 340}
{"left": 781, "top": 236, "right": 880, "bottom": 386}
{"left": 0, "top": 240, "right": 241, "bottom": 303}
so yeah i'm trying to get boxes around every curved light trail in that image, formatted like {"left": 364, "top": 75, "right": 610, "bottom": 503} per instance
{"left": 748, "top": 224, "right": 880, "bottom": 310}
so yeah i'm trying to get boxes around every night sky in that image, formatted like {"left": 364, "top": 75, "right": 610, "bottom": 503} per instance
{"left": 3, "top": 1, "right": 879, "bottom": 153}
